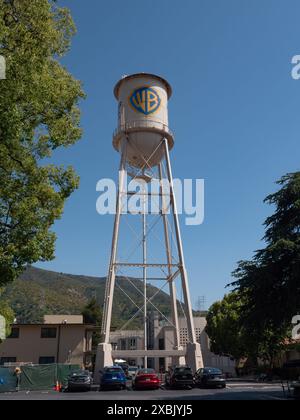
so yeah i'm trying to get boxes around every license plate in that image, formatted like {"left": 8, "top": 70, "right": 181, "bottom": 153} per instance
{"left": 182, "top": 376, "right": 187, "bottom": 379}
{"left": 146, "top": 379, "right": 151, "bottom": 382}
{"left": 112, "top": 377, "right": 117, "bottom": 380}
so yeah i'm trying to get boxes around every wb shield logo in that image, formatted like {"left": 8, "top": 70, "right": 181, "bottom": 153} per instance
{"left": 129, "top": 87, "right": 161, "bottom": 115}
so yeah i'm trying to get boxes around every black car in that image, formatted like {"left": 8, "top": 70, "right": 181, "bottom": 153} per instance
{"left": 165, "top": 366, "right": 194, "bottom": 389}
{"left": 194, "top": 367, "right": 226, "bottom": 389}
{"left": 67, "top": 370, "right": 93, "bottom": 392}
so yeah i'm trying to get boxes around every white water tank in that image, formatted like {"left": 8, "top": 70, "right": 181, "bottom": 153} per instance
{"left": 113, "top": 73, "right": 174, "bottom": 168}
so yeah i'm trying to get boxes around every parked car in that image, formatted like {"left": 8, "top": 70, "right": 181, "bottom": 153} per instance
{"left": 100, "top": 366, "right": 127, "bottom": 391}
{"left": 133, "top": 369, "right": 160, "bottom": 390}
{"left": 128, "top": 366, "right": 139, "bottom": 380}
{"left": 67, "top": 370, "right": 93, "bottom": 392}
{"left": 195, "top": 367, "right": 226, "bottom": 389}
{"left": 115, "top": 362, "right": 129, "bottom": 378}
{"left": 165, "top": 366, "right": 194, "bottom": 389}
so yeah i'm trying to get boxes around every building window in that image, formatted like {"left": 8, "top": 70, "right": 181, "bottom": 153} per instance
{"left": 39, "top": 357, "right": 55, "bottom": 365}
{"left": 41, "top": 328, "right": 57, "bottom": 339}
{"left": 120, "top": 339, "right": 126, "bottom": 350}
{"left": 159, "top": 358, "right": 165, "bottom": 372}
{"left": 129, "top": 338, "right": 137, "bottom": 350}
{"left": 8, "top": 328, "right": 20, "bottom": 339}
{"left": 159, "top": 338, "right": 165, "bottom": 350}
{"left": 148, "top": 358, "right": 155, "bottom": 369}
{"left": 0, "top": 357, "right": 17, "bottom": 366}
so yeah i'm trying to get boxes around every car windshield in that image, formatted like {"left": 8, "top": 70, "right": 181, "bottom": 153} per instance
{"left": 138, "top": 369, "right": 155, "bottom": 375}
{"left": 105, "top": 368, "right": 122, "bottom": 373}
{"left": 71, "top": 370, "right": 89, "bottom": 377}
{"left": 174, "top": 367, "right": 192, "bottom": 374}
{"left": 204, "top": 368, "right": 222, "bottom": 375}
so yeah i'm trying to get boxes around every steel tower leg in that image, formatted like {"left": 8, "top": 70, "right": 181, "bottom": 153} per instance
{"left": 103, "top": 139, "right": 128, "bottom": 342}
{"left": 163, "top": 139, "right": 204, "bottom": 372}
{"left": 158, "top": 163, "right": 184, "bottom": 367}
{"left": 95, "top": 139, "right": 127, "bottom": 382}
{"left": 142, "top": 182, "right": 148, "bottom": 369}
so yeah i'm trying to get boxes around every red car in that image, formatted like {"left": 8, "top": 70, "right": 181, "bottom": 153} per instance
{"left": 133, "top": 369, "right": 161, "bottom": 390}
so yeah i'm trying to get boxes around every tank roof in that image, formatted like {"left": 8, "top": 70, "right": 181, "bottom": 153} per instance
{"left": 114, "top": 73, "right": 172, "bottom": 99}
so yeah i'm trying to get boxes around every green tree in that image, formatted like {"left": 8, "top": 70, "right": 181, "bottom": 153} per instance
{"left": 229, "top": 172, "right": 300, "bottom": 366}
{"left": 0, "top": 0, "right": 85, "bottom": 285}
{"left": 206, "top": 292, "right": 288, "bottom": 368}
{"left": 0, "top": 289, "right": 14, "bottom": 340}
{"left": 82, "top": 298, "right": 103, "bottom": 326}
{"left": 206, "top": 292, "right": 248, "bottom": 361}
{"left": 232, "top": 172, "right": 300, "bottom": 332}
{"left": 82, "top": 298, "right": 103, "bottom": 347}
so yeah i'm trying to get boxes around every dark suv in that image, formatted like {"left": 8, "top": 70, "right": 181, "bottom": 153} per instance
{"left": 165, "top": 366, "right": 194, "bottom": 389}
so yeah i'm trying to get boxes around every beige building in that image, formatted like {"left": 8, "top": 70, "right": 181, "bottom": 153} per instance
{"left": 0, "top": 314, "right": 236, "bottom": 375}
{"left": 147, "top": 313, "right": 236, "bottom": 375}
{"left": 110, "top": 330, "right": 144, "bottom": 367}
{"left": 106, "top": 313, "right": 236, "bottom": 375}
{"left": 0, "top": 315, "right": 95, "bottom": 367}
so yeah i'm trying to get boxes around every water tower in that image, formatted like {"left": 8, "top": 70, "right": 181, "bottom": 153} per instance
{"left": 95, "top": 73, "right": 203, "bottom": 378}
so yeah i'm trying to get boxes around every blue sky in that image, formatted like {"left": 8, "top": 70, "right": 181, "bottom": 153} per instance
{"left": 36, "top": 0, "right": 300, "bottom": 308}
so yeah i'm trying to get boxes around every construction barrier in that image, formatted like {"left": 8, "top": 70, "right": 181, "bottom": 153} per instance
{"left": 0, "top": 367, "right": 16, "bottom": 393}
{"left": 0, "top": 364, "right": 80, "bottom": 393}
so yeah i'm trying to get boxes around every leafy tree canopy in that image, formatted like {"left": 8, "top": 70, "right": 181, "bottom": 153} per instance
{"left": 0, "top": 288, "right": 14, "bottom": 340}
{"left": 82, "top": 298, "right": 103, "bottom": 326}
{"left": 206, "top": 292, "right": 289, "bottom": 366}
{"left": 207, "top": 173, "right": 300, "bottom": 366}
{"left": 206, "top": 292, "right": 248, "bottom": 361}
{"left": 0, "top": 0, "right": 85, "bottom": 285}
{"left": 232, "top": 172, "right": 300, "bottom": 332}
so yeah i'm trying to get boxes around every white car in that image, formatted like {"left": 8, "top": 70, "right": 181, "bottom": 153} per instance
{"left": 128, "top": 367, "right": 139, "bottom": 380}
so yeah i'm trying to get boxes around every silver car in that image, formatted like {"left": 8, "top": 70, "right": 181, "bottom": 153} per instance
{"left": 67, "top": 370, "right": 93, "bottom": 392}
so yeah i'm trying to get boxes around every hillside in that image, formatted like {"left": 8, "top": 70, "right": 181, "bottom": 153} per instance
{"left": 0, "top": 266, "right": 178, "bottom": 328}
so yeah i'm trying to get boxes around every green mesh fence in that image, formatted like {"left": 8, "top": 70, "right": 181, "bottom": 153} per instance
{"left": 57, "top": 364, "right": 81, "bottom": 387}
{"left": 0, "top": 364, "right": 80, "bottom": 393}
{"left": 0, "top": 368, "right": 16, "bottom": 392}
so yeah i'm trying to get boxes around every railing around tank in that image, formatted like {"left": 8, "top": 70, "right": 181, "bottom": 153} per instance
{"left": 113, "top": 120, "right": 174, "bottom": 139}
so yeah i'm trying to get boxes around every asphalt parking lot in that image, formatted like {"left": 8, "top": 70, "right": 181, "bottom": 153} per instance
{"left": 0, "top": 383, "right": 286, "bottom": 400}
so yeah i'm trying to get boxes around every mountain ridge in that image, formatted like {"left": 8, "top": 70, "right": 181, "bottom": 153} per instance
{"left": 0, "top": 266, "right": 176, "bottom": 327}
